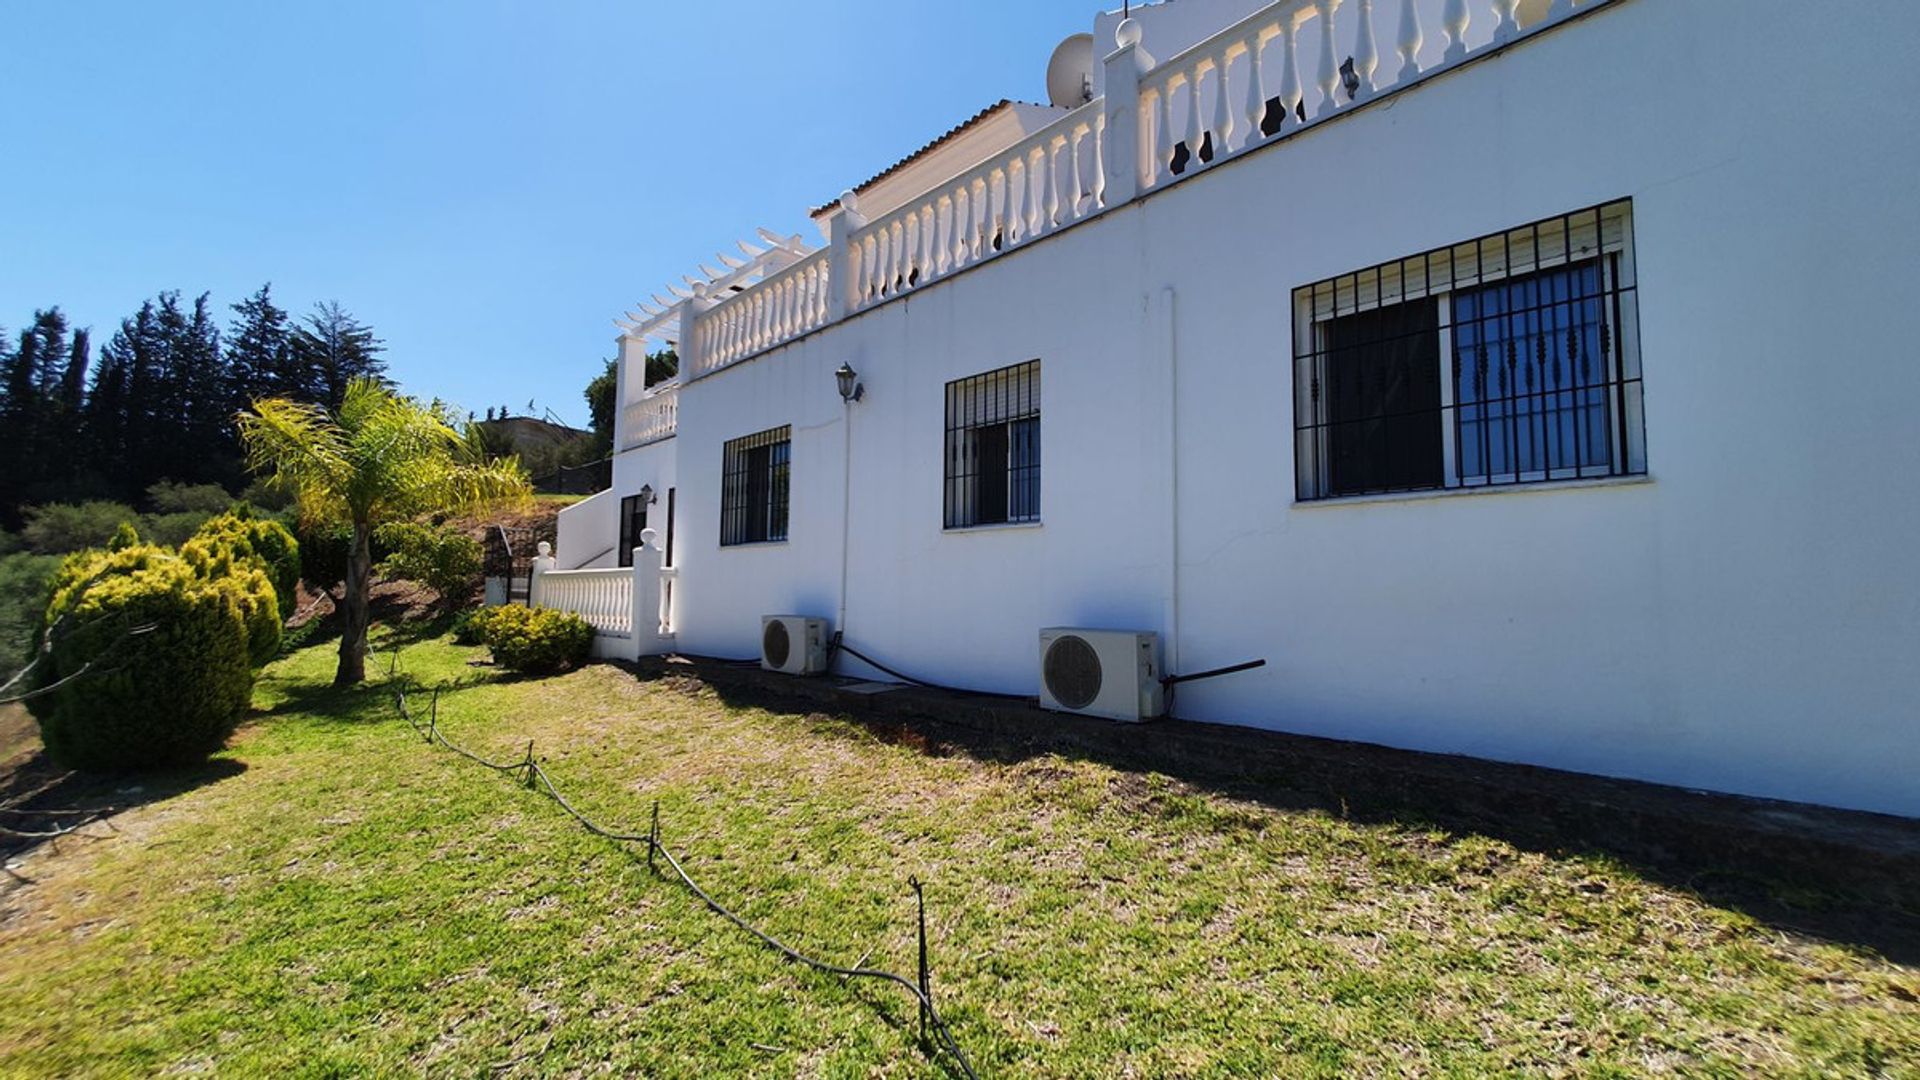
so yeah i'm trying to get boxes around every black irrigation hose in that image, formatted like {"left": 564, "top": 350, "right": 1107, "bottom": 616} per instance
{"left": 830, "top": 636, "right": 1020, "bottom": 703}
{"left": 392, "top": 679, "right": 981, "bottom": 1079}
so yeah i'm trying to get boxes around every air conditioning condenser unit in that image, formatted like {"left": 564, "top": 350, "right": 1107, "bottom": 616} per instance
{"left": 1037, "top": 628, "right": 1164, "bottom": 722}
{"left": 761, "top": 615, "right": 831, "bottom": 675}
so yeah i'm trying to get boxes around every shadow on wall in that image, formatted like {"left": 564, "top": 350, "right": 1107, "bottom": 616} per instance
{"left": 635, "top": 658, "right": 1920, "bottom": 968}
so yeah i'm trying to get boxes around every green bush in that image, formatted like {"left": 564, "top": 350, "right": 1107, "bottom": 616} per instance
{"left": 450, "top": 607, "right": 493, "bottom": 645}
{"left": 146, "top": 480, "right": 235, "bottom": 515}
{"left": 474, "top": 605, "right": 593, "bottom": 674}
{"left": 238, "top": 477, "right": 296, "bottom": 513}
{"left": 186, "top": 509, "right": 301, "bottom": 618}
{"left": 29, "top": 544, "right": 252, "bottom": 771}
{"left": 142, "top": 510, "right": 217, "bottom": 549}
{"left": 375, "top": 521, "right": 482, "bottom": 604}
{"left": 0, "top": 552, "right": 60, "bottom": 673}
{"left": 20, "top": 501, "right": 141, "bottom": 555}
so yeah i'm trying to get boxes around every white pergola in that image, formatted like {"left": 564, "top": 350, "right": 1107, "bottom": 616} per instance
{"left": 615, "top": 228, "right": 816, "bottom": 349}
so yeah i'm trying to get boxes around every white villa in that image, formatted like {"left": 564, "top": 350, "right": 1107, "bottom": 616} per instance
{"left": 542, "top": 0, "right": 1920, "bottom": 819}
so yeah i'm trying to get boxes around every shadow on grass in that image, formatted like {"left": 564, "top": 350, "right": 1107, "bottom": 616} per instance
{"left": 0, "top": 751, "right": 248, "bottom": 869}
{"left": 639, "top": 660, "right": 1920, "bottom": 968}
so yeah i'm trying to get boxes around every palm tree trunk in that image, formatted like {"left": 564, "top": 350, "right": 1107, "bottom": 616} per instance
{"left": 335, "top": 520, "right": 372, "bottom": 686}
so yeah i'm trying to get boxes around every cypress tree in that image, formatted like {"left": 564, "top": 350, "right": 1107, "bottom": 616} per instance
{"left": 180, "top": 293, "right": 233, "bottom": 484}
{"left": 121, "top": 300, "right": 165, "bottom": 496}
{"left": 0, "top": 328, "right": 38, "bottom": 519}
{"left": 84, "top": 330, "right": 131, "bottom": 487}
{"left": 290, "top": 301, "right": 386, "bottom": 408}
{"left": 27, "top": 309, "right": 69, "bottom": 405}
{"left": 62, "top": 327, "right": 90, "bottom": 411}
{"left": 225, "top": 283, "right": 293, "bottom": 406}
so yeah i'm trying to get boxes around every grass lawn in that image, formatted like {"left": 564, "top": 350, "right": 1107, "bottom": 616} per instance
{"left": 0, "top": 631, "right": 1916, "bottom": 1077}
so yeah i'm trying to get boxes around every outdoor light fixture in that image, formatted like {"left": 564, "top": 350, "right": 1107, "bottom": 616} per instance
{"left": 835, "top": 362, "right": 864, "bottom": 403}
{"left": 638, "top": 484, "right": 656, "bottom": 505}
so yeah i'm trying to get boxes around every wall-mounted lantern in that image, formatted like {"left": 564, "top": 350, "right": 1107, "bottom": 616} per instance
{"left": 835, "top": 362, "right": 865, "bottom": 404}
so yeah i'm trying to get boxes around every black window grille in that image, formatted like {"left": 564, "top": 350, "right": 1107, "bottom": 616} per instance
{"left": 721, "top": 425, "right": 790, "bottom": 546}
{"left": 1293, "top": 201, "right": 1645, "bottom": 501}
{"left": 944, "top": 360, "right": 1040, "bottom": 528}
{"left": 663, "top": 487, "right": 676, "bottom": 567}
{"left": 617, "top": 493, "right": 648, "bottom": 567}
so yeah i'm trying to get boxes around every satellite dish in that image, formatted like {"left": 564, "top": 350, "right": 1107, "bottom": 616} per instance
{"left": 1045, "top": 33, "right": 1095, "bottom": 108}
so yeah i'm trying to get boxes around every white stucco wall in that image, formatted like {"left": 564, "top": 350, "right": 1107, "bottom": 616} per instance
{"left": 601, "top": 0, "right": 1920, "bottom": 817}
{"left": 554, "top": 489, "right": 621, "bottom": 569}
{"left": 608, "top": 435, "right": 679, "bottom": 557}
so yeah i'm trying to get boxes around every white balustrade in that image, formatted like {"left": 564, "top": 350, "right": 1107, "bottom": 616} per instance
{"left": 1132, "top": 0, "right": 1602, "bottom": 195}
{"left": 640, "top": 0, "right": 1607, "bottom": 390}
{"left": 689, "top": 248, "right": 831, "bottom": 376}
{"left": 843, "top": 99, "right": 1106, "bottom": 314}
{"left": 620, "top": 384, "right": 678, "bottom": 450}
{"left": 531, "top": 567, "right": 635, "bottom": 638}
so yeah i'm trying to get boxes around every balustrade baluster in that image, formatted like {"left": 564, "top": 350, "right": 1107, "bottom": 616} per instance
{"left": 1242, "top": 30, "right": 1268, "bottom": 149}
{"left": 1069, "top": 124, "right": 1087, "bottom": 217}
{"left": 1280, "top": 19, "right": 1304, "bottom": 131}
{"left": 1184, "top": 70, "right": 1204, "bottom": 167}
{"left": 1005, "top": 160, "right": 1025, "bottom": 245}
{"left": 973, "top": 176, "right": 990, "bottom": 257}
{"left": 898, "top": 217, "right": 912, "bottom": 284}
{"left": 1316, "top": 0, "right": 1342, "bottom": 118}
{"left": 1396, "top": 0, "right": 1424, "bottom": 81}
{"left": 1442, "top": 0, "right": 1470, "bottom": 62}
{"left": 1353, "top": 0, "right": 1379, "bottom": 99}
{"left": 1490, "top": 0, "right": 1520, "bottom": 44}
{"left": 1039, "top": 138, "right": 1058, "bottom": 228}
{"left": 1091, "top": 110, "right": 1108, "bottom": 207}
{"left": 1023, "top": 148, "right": 1043, "bottom": 234}
{"left": 935, "top": 196, "right": 953, "bottom": 274}
{"left": 1212, "top": 53, "right": 1234, "bottom": 161}
{"left": 951, "top": 188, "right": 969, "bottom": 268}
{"left": 1155, "top": 86, "right": 1176, "bottom": 184}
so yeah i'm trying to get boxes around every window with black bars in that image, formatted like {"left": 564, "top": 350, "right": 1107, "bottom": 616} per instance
{"left": 617, "top": 493, "right": 648, "bottom": 568}
{"left": 720, "top": 425, "right": 790, "bottom": 546}
{"left": 1292, "top": 201, "right": 1645, "bottom": 501}
{"left": 945, "top": 360, "right": 1041, "bottom": 528}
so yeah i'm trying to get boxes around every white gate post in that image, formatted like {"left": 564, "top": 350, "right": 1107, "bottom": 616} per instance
{"left": 529, "top": 540, "right": 557, "bottom": 608}
{"left": 631, "top": 528, "right": 665, "bottom": 658}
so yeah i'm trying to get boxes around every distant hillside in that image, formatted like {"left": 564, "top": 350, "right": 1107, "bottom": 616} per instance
{"left": 474, "top": 416, "right": 594, "bottom": 459}
{"left": 474, "top": 416, "right": 606, "bottom": 494}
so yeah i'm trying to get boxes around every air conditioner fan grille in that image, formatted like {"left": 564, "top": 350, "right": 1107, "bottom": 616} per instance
{"left": 763, "top": 620, "right": 792, "bottom": 669}
{"left": 1043, "top": 634, "right": 1103, "bottom": 710}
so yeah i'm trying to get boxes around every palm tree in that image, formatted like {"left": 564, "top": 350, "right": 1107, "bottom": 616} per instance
{"left": 238, "top": 378, "right": 529, "bottom": 685}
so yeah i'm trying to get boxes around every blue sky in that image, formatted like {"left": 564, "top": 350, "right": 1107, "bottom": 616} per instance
{"left": 0, "top": 0, "right": 1098, "bottom": 428}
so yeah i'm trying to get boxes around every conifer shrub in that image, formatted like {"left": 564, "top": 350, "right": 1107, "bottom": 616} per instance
{"left": 185, "top": 508, "right": 301, "bottom": 617}
{"left": 30, "top": 545, "right": 252, "bottom": 771}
